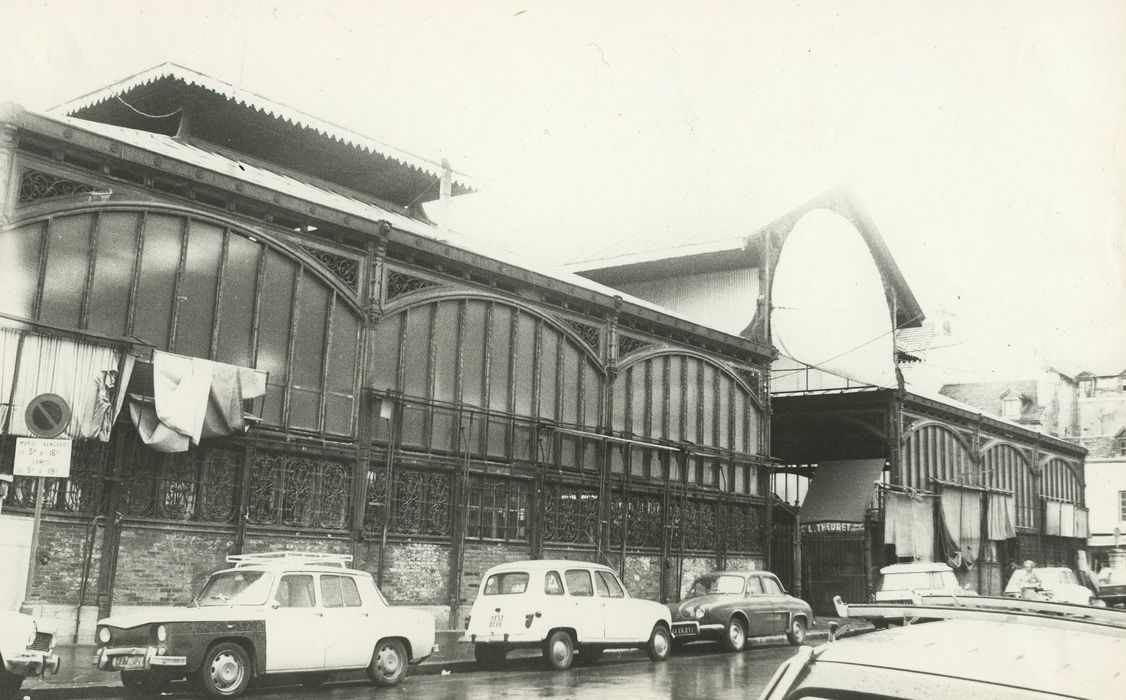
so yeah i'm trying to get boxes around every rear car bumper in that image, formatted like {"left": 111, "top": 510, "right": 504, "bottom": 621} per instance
{"left": 460, "top": 631, "right": 542, "bottom": 646}
{"left": 4, "top": 650, "right": 60, "bottom": 677}
{"left": 95, "top": 646, "right": 188, "bottom": 671}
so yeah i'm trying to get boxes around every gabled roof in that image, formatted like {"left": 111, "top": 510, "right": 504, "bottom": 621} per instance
{"left": 51, "top": 62, "right": 477, "bottom": 208}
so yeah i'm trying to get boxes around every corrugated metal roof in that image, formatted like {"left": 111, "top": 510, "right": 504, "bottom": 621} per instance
{"left": 50, "top": 62, "right": 479, "bottom": 193}
{"left": 16, "top": 109, "right": 736, "bottom": 345}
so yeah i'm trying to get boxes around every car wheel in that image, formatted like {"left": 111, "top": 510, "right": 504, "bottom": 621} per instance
{"left": 0, "top": 670, "right": 23, "bottom": 698}
{"left": 722, "top": 616, "right": 747, "bottom": 653}
{"left": 787, "top": 617, "right": 807, "bottom": 646}
{"left": 367, "top": 639, "right": 409, "bottom": 687}
{"left": 646, "top": 624, "right": 672, "bottom": 662}
{"left": 543, "top": 630, "right": 575, "bottom": 671}
{"left": 197, "top": 641, "right": 251, "bottom": 698}
{"left": 474, "top": 643, "right": 508, "bottom": 669}
{"left": 122, "top": 670, "right": 170, "bottom": 697}
{"left": 578, "top": 646, "right": 604, "bottom": 665}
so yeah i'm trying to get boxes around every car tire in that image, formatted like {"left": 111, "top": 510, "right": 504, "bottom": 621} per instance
{"left": 367, "top": 639, "right": 409, "bottom": 687}
{"left": 197, "top": 641, "right": 251, "bottom": 698}
{"left": 578, "top": 646, "right": 604, "bottom": 665}
{"left": 787, "top": 617, "right": 807, "bottom": 646}
{"left": 722, "top": 616, "right": 747, "bottom": 653}
{"left": 122, "top": 670, "right": 170, "bottom": 697}
{"left": 474, "top": 643, "right": 508, "bottom": 669}
{"left": 646, "top": 624, "right": 672, "bottom": 662}
{"left": 0, "top": 670, "right": 23, "bottom": 699}
{"left": 543, "top": 630, "right": 575, "bottom": 671}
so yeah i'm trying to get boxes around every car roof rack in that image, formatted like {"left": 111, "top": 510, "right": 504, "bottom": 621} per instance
{"left": 225, "top": 552, "right": 354, "bottom": 568}
{"left": 832, "top": 595, "right": 1126, "bottom": 638}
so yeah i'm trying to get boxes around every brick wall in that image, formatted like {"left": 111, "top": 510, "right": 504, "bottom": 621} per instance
{"left": 26, "top": 518, "right": 102, "bottom": 605}
{"left": 460, "top": 541, "right": 533, "bottom": 605}
{"left": 378, "top": 542, "right": 450, "bottom": 605}
{"left": 113, "top": 526, "right": 233, "bottom": 605}
{"left": 623, "top": 555, "right": 662, "bottom": 601}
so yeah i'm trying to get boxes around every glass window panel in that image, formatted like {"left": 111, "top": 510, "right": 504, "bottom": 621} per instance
{"left": 685, "top": 359, "right": 699, "bottom": 442}
{"left": 611, "top": 379, "right": 627, "bottom": 432}
{"left": 539, "top": 329, "right": 559, "bottom": 419}
{"left": 565, "top": 570, "right": 593, "bottom": 597}
{"left": 256, "top": 249, "right": 296, "bottom": 389}
{"left": 487, "top": 304, "right": 512, "bottom": 411}
{"left": 583, "top": 366, "right": 601, "bottom": 428}
{"left": 39, "top": 213, "right": 93, "bottom": 329}
{"left": 369, "top": 315, "right": 402, "bottom": 392}
{"left": 402, "top": 306, "right": 432, "bottom": 398}
{"left": 321, "top": 575, "right": 343, "bottom": 608}
{"left": 215, "top": 233, "right": 259, "bottom": 367}
{"left": 0, "top": 221, "right": 44, "bottom": 318}
{"left": 486, "top": 416, "right": 510, "bottom": 459}
{"left": 734, "top": 464, "right": 746, "bottom": 493}
{"left": 134, "top": 214, "right": 183, "bottom": 350}
{"left": 559, "top": 435, "right": 577, "bottom": 469}
{"left": 339, "top": 577, "right": 362, "bottom": 606}
{"left": 461, "top": 301, "right": 487, "bottom": 406}
{"left": 88, "top": 211, "right": 138, "bottom": 337}
{"left": 631, "top": 366, "right": 647, "bottom": 436}
{"left": 718, "top": 378, "right": 731, "bottom": 449}
{"left": 288, "top": 388, "right": 320, "bottom": 431}
{"left": 400, "top": 403, "right": 428, "bottom": 449}
{"left": 668, "top": 356, "right": 682, "bottom": 441}
{"left": 327, "top": 310, "right": 358, "bottom": 395}
{"left": 748, "top": 465, "right": 760, "bottom": 495}
{"left": 433, "top": 301, "right": 459, "bottom": 401}
{"left": 560, "top": 343, "right": 580, "bottom": 424}
{"left": 512, "top": 313, "right": 535, "bottom": 415}
{"left": 173, "top": 220, "right": 223, "bottom": 358}
{"left": 324, "top": 395, "right": 353, "bottom": 436}
{"left": 733, "top": 391, "right": 746, "bottom": 454}
{"left": 431, "top": 406, "right": 457, "bottom": 453}
{"left": 291, "top": 276, "right": 329, "bottom": 389}
{"left": 650, "top": 357, "right": 665, "bottom": 439}
{"left": 277, "top": 574, "right": 315, "bottom": 608}
{"left": 629, "top": 446, "right": 645, "bottom": 478}
{"left": 701, "top": 365, "right": 716, "bottom": 445}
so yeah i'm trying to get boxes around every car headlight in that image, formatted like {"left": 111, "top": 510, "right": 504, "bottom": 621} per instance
{"left": 98, "top": 627, "right": 111, "bottom": 644}
{"left": 694, "top": 607, "right": 706, "bottom": 620}
{"left": 156, "top": 624, "right": 167, "bottom": 642}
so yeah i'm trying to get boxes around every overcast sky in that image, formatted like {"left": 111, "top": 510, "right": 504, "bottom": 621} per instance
{"left": 2, "top": 1, "right": 1123, "bottom": 383}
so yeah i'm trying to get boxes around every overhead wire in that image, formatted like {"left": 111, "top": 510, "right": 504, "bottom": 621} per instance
{"left": 770, "top": 309, "right": 926, "bottom": 383}
{"left": 114, "top": 95, "right": 183, "bottom": 120}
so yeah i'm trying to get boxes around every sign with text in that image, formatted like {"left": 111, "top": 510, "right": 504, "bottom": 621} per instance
{"left": 13, "top": 437, "right": 73, "bottom": 478}
{"left": 801, "top": 521, "right": 865, "bottom": 535}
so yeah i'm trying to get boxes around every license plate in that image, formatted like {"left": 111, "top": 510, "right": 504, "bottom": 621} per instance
{"left": 489, "top": 613, "right": 504, "bottom": 628}
{"left": 112, "top": 655, "right": 145, "bottom": 670}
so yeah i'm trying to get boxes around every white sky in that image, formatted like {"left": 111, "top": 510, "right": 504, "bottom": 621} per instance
{"left": 2, "top": 0, "right": 1124, "bottom": 382}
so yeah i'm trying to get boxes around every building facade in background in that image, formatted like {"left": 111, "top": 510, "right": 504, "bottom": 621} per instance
{"left": 0, "top": 65, "right": 775, "bottom": 638}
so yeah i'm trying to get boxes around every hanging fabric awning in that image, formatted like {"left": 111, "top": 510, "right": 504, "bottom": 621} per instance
{"left": 938, "top": 485, "right": 982, "bottom": 570}
{"left": 986, "top": 492, "right": 1017, "bottom": 541}
{"left": 127, "top": 350, "right": 268, "bottom": 453}
{"left": 883, "top": 490, "right": 936, "bottom": 561}
{"left": 798, "top": 459, "right": 886, "bottom": 534}
{"left": 1, "top": 324, "right": 136, "bottom": 442}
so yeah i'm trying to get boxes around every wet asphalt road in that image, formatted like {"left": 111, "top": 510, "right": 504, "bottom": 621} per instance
{"left": 90, "top": 643, "right": 797, "bottom": 699}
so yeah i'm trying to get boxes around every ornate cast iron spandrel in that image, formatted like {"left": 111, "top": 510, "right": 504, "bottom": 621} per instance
{"left": 300, "top": 246, "right": 360, "bottom": 293}
{"left": 18, "top": 169, "right": 107, "bottom": 204}
{"left": 387, "top": 270, "right": 440, "bottom": 301}
{"left": 734, "top": 368, "right": 762, "bottom": 397}
{"left": 563, "top": 319, "right": 600, "bottom": 353}
{"left": 618, "top": 334, "right": 653, "bottom": 358}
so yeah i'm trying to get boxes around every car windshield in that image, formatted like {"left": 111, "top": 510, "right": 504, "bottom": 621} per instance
{"left": 197, "top": 571, "right": 274, "bottom": 606}
{"left": 689, "top": 575, "right": 745, "bottom": 596}
{"left": 483, "top": 572, "right": 529, "bottom": 595}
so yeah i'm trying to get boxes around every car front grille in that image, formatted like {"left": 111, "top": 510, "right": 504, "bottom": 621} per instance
{"left": 30, "top": 632, "right": 53, "bottom": 652}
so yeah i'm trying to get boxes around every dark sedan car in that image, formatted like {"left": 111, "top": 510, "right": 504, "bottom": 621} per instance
{"left": 668, "top": 571, "right": 813, "bottom": 652}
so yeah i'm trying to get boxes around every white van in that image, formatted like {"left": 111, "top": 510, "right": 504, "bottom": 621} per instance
{"left": 461, "top": 560, "right": 672, "bottom": 671}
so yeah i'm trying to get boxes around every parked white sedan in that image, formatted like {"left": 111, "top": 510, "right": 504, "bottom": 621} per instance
{"left": 462, "top": 559, "right": 672, "bottom": 671}
{"left": 1, "top": 608, "right": 60, "bottom": 698}
{"left": 94, "top": 552, "right": 436, "bottom": 697}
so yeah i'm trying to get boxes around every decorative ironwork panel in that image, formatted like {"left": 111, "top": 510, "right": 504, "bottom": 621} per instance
{"left": 468, "top": 476, "right": 529, "bottom": 541}
{"left": 627, "top": 493, "right": 664, "bottom": 548}
{"left": 726, "top": 502, "right": 763, "bottom": 553}
{"left": 542, "top": 483, "right": 599, "bottom": 545}
{"left": 157, "top": 452, "right": 199, "bottom": 520}
{"left": 733, "top": 368, "right": 762, "bottom": 397}
{"left": 684, "top": 499, "right": 717, "bottom": 550}
{"left": 563, "top": 319, "right": 600, "bottom": 353}
{"left": 18, "top": 168, "right": 105, "bottom": 203}
{"left": 618, "top": 334, "right": 653, "bottom": 357}
{"left": 197, "top": 449, "right": 239, "bottom": 522}
{"left": 247, "top": 453, "right": 353, "bottom": 531}
{"left": 392, "top": 469, "right": 451, "bottom": 536}
{"left": 362, "top": 467, "right": 390, "bottom": 536}
{"left": 387, "top": 270, "right": 440, "bottom": 301}
{"left": 300, "top": 245, "right": 360, "bottom": 293}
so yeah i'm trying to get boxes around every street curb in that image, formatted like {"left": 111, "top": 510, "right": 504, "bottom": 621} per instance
{"left": 23, "top": 629, "right": 856, "bottom": 698}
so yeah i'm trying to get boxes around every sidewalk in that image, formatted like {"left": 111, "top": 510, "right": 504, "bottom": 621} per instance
{"left": 22, "top": 617, "right": 870, "bottom": 698}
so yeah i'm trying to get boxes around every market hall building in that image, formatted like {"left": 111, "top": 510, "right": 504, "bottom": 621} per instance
{"left": 571, "top": 188, "right": 1090, "bottom": 614}
{"left": 0, "top": 65, "right": 776, "bottom": 639}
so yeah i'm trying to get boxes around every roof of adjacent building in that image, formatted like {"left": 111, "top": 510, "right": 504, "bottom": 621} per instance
{"left": 939, "top": 380, "right": 1045, "bottom": 424}
{"left": 50, "top": 62, "right": 477, "bottom": 208}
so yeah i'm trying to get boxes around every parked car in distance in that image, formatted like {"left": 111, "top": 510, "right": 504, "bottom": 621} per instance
{"left": 93, "top": 552, "right": 436, "bottom": 698}
{"left": 759, "top": 597, "right": 1126, "bottom": 700}
{"left": 1093, "top": 567, "right": 1126, "bottom": 608}
{"left": 1003, "top": 565, "right": 1102, "bottom": 606}
{"left": 667, "top": 570, "right": 813, "bottom": 652}
{"left": 0, "top": 609, "right": 60, "bottom": 699}
{"left": 870, "top": 562, "right": 976, "bottom": 628}
{"left": 462, "top": 560, "right": 672, "bottom": 671}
